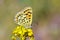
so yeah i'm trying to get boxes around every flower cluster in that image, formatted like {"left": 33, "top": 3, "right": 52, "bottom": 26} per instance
{"left": 11, "top": 26, "right": 34, "bottom": 40}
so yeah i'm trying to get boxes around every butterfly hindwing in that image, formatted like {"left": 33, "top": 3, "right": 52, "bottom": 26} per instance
{"left": 15, "top": 7, "right": 32, "bottom": 28}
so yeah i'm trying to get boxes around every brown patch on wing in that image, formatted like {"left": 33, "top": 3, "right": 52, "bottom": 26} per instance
{"left": 24, "top": 9, "right": 31, "bottom": 13}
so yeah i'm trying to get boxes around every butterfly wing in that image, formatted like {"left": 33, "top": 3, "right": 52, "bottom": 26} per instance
{"left": 15, "top": 7, "right": 32, "bottom": 28}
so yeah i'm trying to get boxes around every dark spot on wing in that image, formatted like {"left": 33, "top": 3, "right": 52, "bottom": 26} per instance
{"left": 29, "top": 18, "right": 31, "bottom": 19}
{"left": 29, "top": 20, "right": 31, "bottom": 22}
{"left": 24, "top": 17, "right": 26, "bottom": 19}
{"left": 29, "top": 15, "right": 31, "bottom": 16}
{"left": 25, "top": 14, "right": 28, "bottom": 15}
{"left": 28, "top": 12, "right": 31, "bottom": 14}
{"left": 24, "top": 9, "right": 31, "bottom": 13}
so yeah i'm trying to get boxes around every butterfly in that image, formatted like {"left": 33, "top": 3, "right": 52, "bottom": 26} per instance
{"left": 14, "top": 7, "right": 32, "bottom": 28}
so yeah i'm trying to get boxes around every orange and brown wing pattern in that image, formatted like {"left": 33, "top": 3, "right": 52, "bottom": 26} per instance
{"left": 14, "top": 7, "right": 32, "bottom": 28}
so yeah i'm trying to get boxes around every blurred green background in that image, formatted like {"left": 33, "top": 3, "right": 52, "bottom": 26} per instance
{"left": 0, "top": 0, "right": 60, "bottom": 40}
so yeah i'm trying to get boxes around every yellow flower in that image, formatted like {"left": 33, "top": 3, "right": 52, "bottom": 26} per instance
{"left": 30, "top": 37, "right": 34, "bottom": 40}
{"left": 12, "top": 25, "right": 34, "bottom": 40}
{"left": 28, "top": 32, "right": 33, "bottom": 36}
{"left": 27, "top": 28, "right": 32, "bottom": 32}
{"left": 12, "top": 36, "right": 16, "bottom": 40}
{"left": 21, "top": 36, "right": 25, "bottom": 40}
{"left": 27, "top": 28, "right": 33, "bottom": 36}
{"left": 18, "top": 31, "right": 22, "bottom": 34}
{"left": 22, "top": 28, "right": 27, "bottom": 35}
